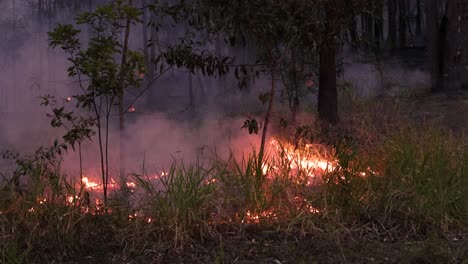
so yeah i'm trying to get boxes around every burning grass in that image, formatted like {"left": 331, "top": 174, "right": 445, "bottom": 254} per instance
{"left": 0, "top": 112, "right": 467, "bottom": 262}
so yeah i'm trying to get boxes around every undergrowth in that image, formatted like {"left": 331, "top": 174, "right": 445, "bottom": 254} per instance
{"left": 1, "top": 102, "right": 467, "bottom": 263}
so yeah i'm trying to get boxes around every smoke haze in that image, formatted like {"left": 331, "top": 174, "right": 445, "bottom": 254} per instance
{"left": 0, "top": 0, "right": 430, "bottom": 181}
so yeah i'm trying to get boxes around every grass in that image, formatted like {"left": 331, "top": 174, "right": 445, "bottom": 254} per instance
{"left": 1, "top": 98, "right": 467, "bottom": 263}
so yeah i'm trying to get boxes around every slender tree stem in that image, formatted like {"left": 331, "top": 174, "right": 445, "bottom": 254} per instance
{"left": 257, "top": 49, "right": 277, "bottom": 172}
{"left": 119, "top": 0, "right": 133, "bottom": 192}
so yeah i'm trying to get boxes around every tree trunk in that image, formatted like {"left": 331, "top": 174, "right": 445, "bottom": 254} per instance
{"left": 388, "top": 0, "right": 397, "bottom": 50}
{"left": 257, "top": 54, "right": 277, "bottom": 173}
{"left": 398, "top": 0, "right": 407, "bottom": 47}
{"left": 416, "top": 0, "right": 422, "bottom": 35}
{"left": 149, "top": 12, "right": 158, "bottom": 80}
{"left": 119, "top": 0, "right": 133, "bottom": 191}
{"left": 374, "top": 1, "right": 384, "bottom": 48}
{"left": 441, "top": 0, "right": 467, "bottom": 90}
{"left": 426, "top": 0, "right": 441, "bottom": 91}
{"left": 345, "top": 0, "right": 358, "bottom": 48}
{"left": 318, "top": 5, "right": 338, "bottom": 125}
{"left": 364, "top": 12, "right": 373, "bottom": 49}
{"left": 141, "top": 0, "right": 150, "bottom": 86}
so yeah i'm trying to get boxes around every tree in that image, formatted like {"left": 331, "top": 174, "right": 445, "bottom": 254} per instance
{"left": 399, "top": 0, "right": 408, "bottom": 47}
{"left": 318, "top": 3, "right": 339, "bottom": 125}
{"left": 416, "top": 0, "right": 423, "bottom": 35}
{"left": 47, "top": 0, "right": 233, "bottom": 203}
{"left": 388, "top": 0, "right": 398, "bottom": 50}
{"left": 48, "top": 1, "right": 145, "bottom": 204}
{"left": 179, "top": 0, "right": 375, "bottom": 171}
{"left": 426, "top": 0, "right": 441, "bottom": 91}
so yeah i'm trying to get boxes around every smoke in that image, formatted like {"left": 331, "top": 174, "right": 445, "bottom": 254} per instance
{"left": 342, "top": 60, "right": 430, "bottom": 97}
{"left": 0, "top": 0, "right": 431, "bottom": 183}
{"left": 0, "top": 0, "right": 266, "bottom": 180}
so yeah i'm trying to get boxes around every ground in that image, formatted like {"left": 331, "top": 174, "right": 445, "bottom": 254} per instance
{"left": 403, "top": 90, "right": 468, "bottom": 133}
{"left": 147, "top": 228, "right": 467, "bottom": 264}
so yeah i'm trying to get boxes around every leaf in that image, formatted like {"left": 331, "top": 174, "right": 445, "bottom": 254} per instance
{"left": 242, "top": 119, "right": 259, "bottom": 134}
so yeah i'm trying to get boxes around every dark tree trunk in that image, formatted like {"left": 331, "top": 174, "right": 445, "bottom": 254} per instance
{"left": 149, "top": 12, "right": 158, "bottom": 80}
{"left": 364, "top": 12, "right": 373, "bottom": 49}
{"left": 141, "top": 0, "right": 150, "bottom": 85}
{"left": 345, "top": 0, "right": 358, "bottom": 48}
{"left": 349, "top": 16, "right": 359, "bottom": 47}
{"left": 441, "top": 1, "right": 467, "bottom": 90}
{"left": 398, "top": 0, "right": 407, "bottom": 47}
{"left": 426, "top": 0, "right": 441, "bottom": 91}
{"left": 388, "top": 0, "right": 397, "bottom": 50}
{"left": 318, "top": 5, "right": 338, "bottom": 125}
{"left": 257, "top": 51, "right": 277, "bottom": 172}
{"left": 416, "top": 0, "right": 423, "bottom": 35}
{"left": 374, "top": 1, "right": 384, "bottom": 48}
{"left": 119, "top": 0, "right": 133, "bottom": 192}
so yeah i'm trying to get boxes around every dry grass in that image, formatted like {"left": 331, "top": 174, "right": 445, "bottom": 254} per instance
{"left": 1, "top": 95, "right": 467, "bottom": 263}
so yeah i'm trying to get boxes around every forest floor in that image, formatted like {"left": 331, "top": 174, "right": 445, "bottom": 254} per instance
{"left": 402, "top": 90, "right": 468, "bottom": 133}
{"left": 158, "top": 230, "right": 467, "bottom": 264}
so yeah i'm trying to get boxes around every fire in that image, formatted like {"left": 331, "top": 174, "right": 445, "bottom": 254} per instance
{"left": 95, "top": 198, "right": 104, "bottom": 211}
{"left": 55, "top": 138, "right": 370, "bottom": 223}
{"left": 66, "top": 96, "right": 72, "bottom": 102}
{"left": 126, "top": 181, "right": 136, "bottom": 188}
{"left": 264, "top": 139, "right": 336, "bottom": 184}
{"left": 128, "top": 106, "right": 136, "bottom": 112}
{"left": 67, "top": 195, "right": 80, "bottom": 204}
{"left": 243, "top": 210, "right": 278, "bottom": 224}
{"left": 37, "top": 197, "right": 47, "bottom": 204}
{"left": 82, "top": 176, "right": 99, "bottom": 189}
{"left": 128, "top": 211, "right": 138, "bottom": 221}
{"left": 205, "top": 178, "right": 217, "bottom": 185}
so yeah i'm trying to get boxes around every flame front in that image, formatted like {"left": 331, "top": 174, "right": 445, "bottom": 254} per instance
{"left": 82, "top": 176, "right": 99, "bottom": 189}
{"left": 264, "top": 139, "right": 336, "bottom": 184}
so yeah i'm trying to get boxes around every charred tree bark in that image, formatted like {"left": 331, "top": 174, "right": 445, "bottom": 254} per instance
{"left": 318, "top": 5, "right": 338, "bottom": 125}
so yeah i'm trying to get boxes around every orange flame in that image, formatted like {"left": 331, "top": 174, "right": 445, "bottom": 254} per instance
{"left": 82, "top": 176, "right": 99, "bottom": 189}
